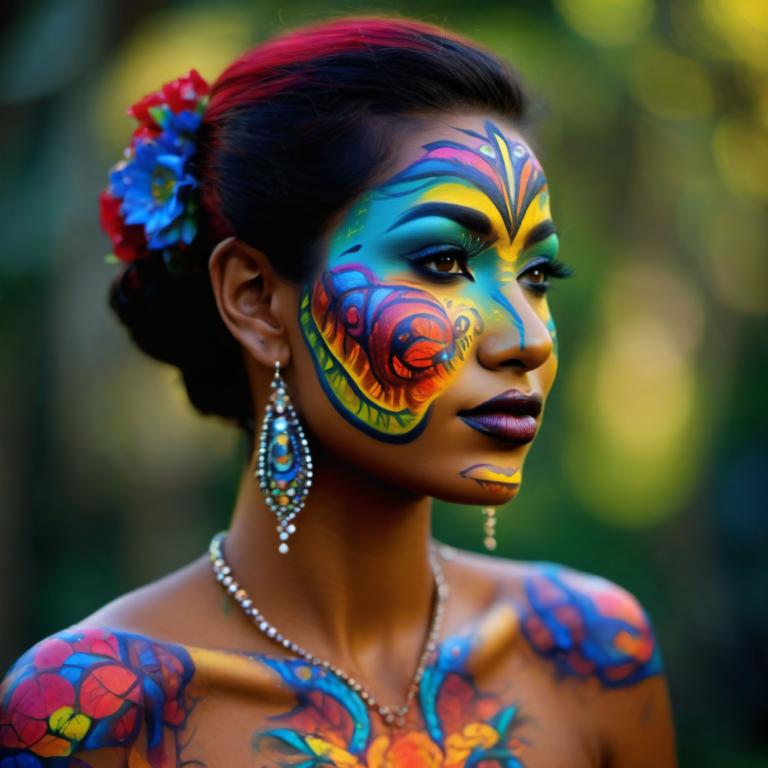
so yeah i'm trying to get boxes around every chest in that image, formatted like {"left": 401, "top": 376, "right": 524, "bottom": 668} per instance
{"left": 181, "top": 652, "right": 599, "bottom": 768}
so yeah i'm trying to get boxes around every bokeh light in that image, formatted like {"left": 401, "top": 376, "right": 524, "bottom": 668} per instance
{"left": 94, "top": 6, "right": 254, "bottom": 151}
{"left": 698, "top": 0, "right": 768, "bottom": 71}
{"left": 555, "top": 0, "right": 653, "bottom": 45}
{"left": 630, "top": 44, "right": 713, "bottom": 121}
{"left": 565, "top": 263, "right": 706, "bottom": 527}
{"left": 713, "top": 115, "right": 768, "bottom": 201}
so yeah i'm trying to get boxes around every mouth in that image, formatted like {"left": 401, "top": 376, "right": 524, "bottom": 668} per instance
{"left": 458, "top": 389, "right": 542, "bottom": 444}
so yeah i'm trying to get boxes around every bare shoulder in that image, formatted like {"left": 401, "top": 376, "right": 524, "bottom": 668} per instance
{"left": 79, "top": 554, "right": 222, "bottom": 646}
{"left": 443, "top": 547, "right": 677, "bottom": 765}
{"left": 0, "top": 625, "right": 198, "bottom": 766}
{"left": 0, "top": 556, "right": 231, "bottom": 765}
{"left": 441, "top": 546, "right": 663, "bottom": 688}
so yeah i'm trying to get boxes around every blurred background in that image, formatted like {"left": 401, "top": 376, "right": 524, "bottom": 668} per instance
{"left": 0, "top": 0, "right": 766, "bottom": 764}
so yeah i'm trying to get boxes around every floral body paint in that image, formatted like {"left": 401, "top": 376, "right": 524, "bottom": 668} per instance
{"left": 0, "top": 566, "right": 661, "bottom": 767}
{"left": 0, "top": 628, "right": 196, "bottom": 767}
{"left": 519, "top": 566, "right": 662, "bottom": 687}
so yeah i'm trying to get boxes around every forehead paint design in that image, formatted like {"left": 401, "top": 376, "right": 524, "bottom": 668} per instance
{"left": 300, "top": 119, "right": 553, "bottom": 441}
{"left": 381, "top": 121, "right": 550, "bottom": 353}
{"left": 383, "top": 120, "right": 547, "bottom": 245}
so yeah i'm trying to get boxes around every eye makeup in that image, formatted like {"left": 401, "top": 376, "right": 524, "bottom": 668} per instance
{"left": 386, "top": 202, "right": 494, "bottom": 237}
{"left": 517, "top": 257, "right": 575, "bottom": 296}
{"left": 401, "top": 231, "right": 494, "bottom": 283}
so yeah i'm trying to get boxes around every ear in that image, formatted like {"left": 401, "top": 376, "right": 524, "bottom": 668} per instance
{"left": 208, "top": 237, "right": 291, "bottom": 369}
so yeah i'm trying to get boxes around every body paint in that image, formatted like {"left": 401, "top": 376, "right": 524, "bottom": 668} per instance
{"left": 0, "top": 628, "right": 197, "bottom": 767}
{"left": 252, "top": 631, "right": 528, "bottom": 767}
{"left": 301, "top": 120, "right": 561, "bottom": 442}
{"left": 518, "top": 565, "right": 662, "bottom": 688}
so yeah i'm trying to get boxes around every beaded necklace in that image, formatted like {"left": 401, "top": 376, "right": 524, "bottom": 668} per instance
{"left": 209, "top": 531, "right": 448, "bottom": 727}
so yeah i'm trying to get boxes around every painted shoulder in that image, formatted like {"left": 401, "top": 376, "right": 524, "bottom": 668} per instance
{"left": 0, "top": 626, "right": 197, "bottom": 767}
{"left": 515, "top": 561, "right": 663, "bottom": 689}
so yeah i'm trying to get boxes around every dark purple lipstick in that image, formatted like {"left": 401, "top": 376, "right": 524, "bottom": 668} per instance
{"left": 458, "top": 389, "right": 542, "bottom": 444}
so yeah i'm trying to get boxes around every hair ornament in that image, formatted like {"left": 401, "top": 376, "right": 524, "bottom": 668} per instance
{"left": 99, "top": 69, "right": 210, "bottom": 273}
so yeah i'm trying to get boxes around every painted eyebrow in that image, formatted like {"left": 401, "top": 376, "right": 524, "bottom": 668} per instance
{"left": 385, "top": 202, "right": 494, "bottom": 236}
{"left": 523, "top": 220, "right": 557, "bottom": 250}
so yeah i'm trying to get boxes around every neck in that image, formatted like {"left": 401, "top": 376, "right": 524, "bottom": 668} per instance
{"left": 224, "top": 444, "right": 435, "bottom": 666}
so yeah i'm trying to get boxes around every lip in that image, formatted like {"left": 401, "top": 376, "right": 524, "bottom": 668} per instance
{"left": 458, "top": 389, "right": 542, "bottom": 444}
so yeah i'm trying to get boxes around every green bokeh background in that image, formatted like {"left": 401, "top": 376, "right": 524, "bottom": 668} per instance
{"left": 1, "top": 0, "right": 766, "bottom": 764}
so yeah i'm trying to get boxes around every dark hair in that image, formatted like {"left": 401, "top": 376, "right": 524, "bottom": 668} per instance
{"left": 108, "top": 15, "right": 530, "bottom": 437}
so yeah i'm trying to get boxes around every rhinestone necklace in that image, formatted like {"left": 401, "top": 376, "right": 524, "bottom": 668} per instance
{"left": 209, "top": 531, "right": 448, "bottom": 727}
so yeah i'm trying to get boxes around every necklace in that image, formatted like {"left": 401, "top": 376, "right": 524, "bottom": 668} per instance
{"left": 209, "top": 531, "right": 448, "bottom": 728}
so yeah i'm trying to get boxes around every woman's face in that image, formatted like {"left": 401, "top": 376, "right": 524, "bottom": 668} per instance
{"left": 286, "top": 112, "right": 565, "bottom": 505}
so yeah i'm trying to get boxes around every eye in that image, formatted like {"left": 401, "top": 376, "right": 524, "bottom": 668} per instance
{"left": 406, "top": 244, "right": 477, "bottom": 282}
{"left": 517, "top": 257, "right": 575, "bottom": 295}
{"left": 523, "top": 265, "right": 548, "bottom": 285}
{"left": 419, "top": 248, "right": 470, "bottom": 275}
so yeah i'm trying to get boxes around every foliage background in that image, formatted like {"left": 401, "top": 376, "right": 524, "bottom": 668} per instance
{"left": 1, "top": 0, "right": 766, "bottom": 764}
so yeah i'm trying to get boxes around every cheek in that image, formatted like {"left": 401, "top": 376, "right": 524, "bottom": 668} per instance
{"left": 299, "top": 263, "right": 482, "bottom": 440}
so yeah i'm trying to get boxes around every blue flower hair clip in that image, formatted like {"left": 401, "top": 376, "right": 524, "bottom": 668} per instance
{"left": 99, "top": 70, "right": 210, "bottom": 272}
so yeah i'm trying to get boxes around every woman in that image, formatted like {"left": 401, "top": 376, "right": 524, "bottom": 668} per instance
{"left": 0, "top": 16, "right": 676, "bottom": 768}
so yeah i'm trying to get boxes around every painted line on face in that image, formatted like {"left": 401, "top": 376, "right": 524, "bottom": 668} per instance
{"left": 379, "top": 119, "right": 548, "bottom": 245}
{"left": 459, "top": 463, "right": 522, "bottom": 498}
{"left": 490, "top": 287, "right": 526, "bottom": 350}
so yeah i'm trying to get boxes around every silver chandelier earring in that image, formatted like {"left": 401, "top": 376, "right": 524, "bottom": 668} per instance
{"left": 482, "top": 506, "right": 497, "bottom": 551}
{"left": 256, "top": 361, "right": 313, "bottom": 554}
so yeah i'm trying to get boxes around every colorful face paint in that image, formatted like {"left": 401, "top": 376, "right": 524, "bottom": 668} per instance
{"left": 300, "top": 264, "right": 483, "bottom": 441}
{"left": 518, "top": 565, "right": 662, "bottom": 687}
{"left": 459, "top": 464, "right": 522, "bottom": 496}
{"left": 300, "top": 119, "right": 568, "bottom": 442}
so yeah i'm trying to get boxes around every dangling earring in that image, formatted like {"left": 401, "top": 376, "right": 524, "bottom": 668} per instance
{"left": 482, "top": 506, "right": 497, "bottom": 551}
{"left": 256, "top": 361, "right": 313, "bottom": 554}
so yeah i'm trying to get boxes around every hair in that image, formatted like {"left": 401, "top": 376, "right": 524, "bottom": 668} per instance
{"left": 108, "top": 15, "right": 531, "bottom": 438}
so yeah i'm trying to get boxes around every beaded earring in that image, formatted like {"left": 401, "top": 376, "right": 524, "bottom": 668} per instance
{"left": 482, "top": 506, "right": 497, "bottom": 551}
{"left": 256, "top": 361, "right": 313, "bottom": 554}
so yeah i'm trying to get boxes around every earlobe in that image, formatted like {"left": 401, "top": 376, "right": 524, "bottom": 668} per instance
{"left": 208, "top": 237, "right": 291, "bottom": 367}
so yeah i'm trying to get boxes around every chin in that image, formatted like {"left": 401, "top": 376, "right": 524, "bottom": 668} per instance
{"left": 427, "top": 476, "right": 523, "bottom": 506}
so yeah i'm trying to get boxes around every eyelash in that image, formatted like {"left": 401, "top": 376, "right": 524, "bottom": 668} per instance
{"left": 517, "top": 257, "right": 575, "bottom": 295}
{"left": 406, "top": 233, "right": 489, "bottom": 283}
{"left": 407, "top": 236, "right": 575, "bottom": 294}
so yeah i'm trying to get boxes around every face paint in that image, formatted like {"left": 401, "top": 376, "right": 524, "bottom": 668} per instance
{"left": 300, "top": 263, "right": 483, "bottom": 441}
{"left": 300, "top": 119, "right": 565, "bottom": 442}
{"left": 459, "top": 464, "right": 522, "bottom": 497}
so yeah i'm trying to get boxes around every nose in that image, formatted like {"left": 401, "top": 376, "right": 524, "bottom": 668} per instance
{"left": 476, "top": 286, "right": 554, "bottom": 372}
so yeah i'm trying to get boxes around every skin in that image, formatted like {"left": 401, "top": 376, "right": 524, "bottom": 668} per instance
{"left": 0, "top": 112, "right": 677, "bottom": 767}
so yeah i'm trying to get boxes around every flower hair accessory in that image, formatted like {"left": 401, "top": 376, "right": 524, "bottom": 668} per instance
{"left": 99, "top": 70, "right": 210, "bottom": 273}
